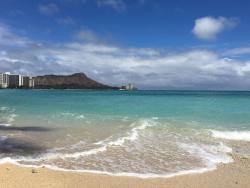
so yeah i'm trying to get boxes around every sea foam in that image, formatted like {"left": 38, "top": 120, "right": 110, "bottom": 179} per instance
{"left": 0, "top": 106, "right": 17, "bottom": 126}
{"left": 179, "top": 142, "right": 233, "bottom": 169}
{"left": 22, "top": 119, "right": 157, "bottom": 161}
{"left": 0, "top": 123, "right": 11, "bottom": 127}
{"left": 1, "top": 120, "right": 236, "bottom": 179}
{"left": 211, "top": 130, "right": 250, "bottom": 142}
{"left": 99, "top": 119, "right": 157, "bottom": 146}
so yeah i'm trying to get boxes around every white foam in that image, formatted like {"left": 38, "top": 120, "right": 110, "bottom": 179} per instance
{"left": 47, "top": 145, "right": 108, "bottom": 160}
{"left": 0, "top": 141, "right": 232, "bottom": 178}
{"left": 0, "top": 123, "right": 11, "bottom": 127}
{"left": 0, "top": 157, "right": 20, "bottom": 165}
{"left": 22, "top": 119, "right": 157, "bottom": 161}
{"left": 0, "top": 120, "right": 236, "bottom": 179}
{"left": 0, "top": 113, "right": 18, "bottom": 127}
{"left": 0, "top": 107, "right": 17, "bottom": 126}
{"left": 8, "top": 114, "right": 17, "bottom": 123}
{"left": 179, "top": 142, "right": 233, "bottom": 168}
{"left": 105, "top": 119, "right": 156, "bottom": 146}
{"left": 21, "top": 163, "right": 217, "bottom": 179}
{"left": 0, "top": 107, "right": 8, "bottom": 111}
{"left": 211, "top": 130, "right": 250, "bottom": 142}
{"left": 76, "top": 115, "right": 85, "bottom": 119}
{"left": 60, "top": 112, "right": 75, "bottom": 117}
{"left": 0, "top": 155, "right": 220, "bottom": 179}
{"left": 4, "top": 158, "right": 221, "bottom": 179}
{"left": 60, "top": 112, "right": 85, "bottom": 120}
{"left": 0, "top": 118, "right": 235, "bottom": 179}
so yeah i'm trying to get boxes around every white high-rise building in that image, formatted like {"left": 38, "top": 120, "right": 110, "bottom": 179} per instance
{"left": 0, "top": 73, "right": 35, "bottom": 88}
{"left": 125, "top": 84, "right": 134, "bottom": 90}
{"left": 0, "top": 73, "right": 9, "bottom": 88}
{"left": 22, "top": 76, "right": 35, "bottom": 88}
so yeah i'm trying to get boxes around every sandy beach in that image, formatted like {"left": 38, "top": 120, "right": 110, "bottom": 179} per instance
{"left": 0, "top": 154, "right": 249, "bottom": 188}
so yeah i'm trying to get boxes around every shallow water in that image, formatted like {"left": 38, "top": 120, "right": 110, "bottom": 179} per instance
{"left": 0, "top": 90, "right": 250, "bottom": 177}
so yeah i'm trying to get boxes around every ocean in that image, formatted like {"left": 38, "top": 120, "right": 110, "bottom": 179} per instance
{"left": 0, "top": 89, "right": 250, "bottom": 177}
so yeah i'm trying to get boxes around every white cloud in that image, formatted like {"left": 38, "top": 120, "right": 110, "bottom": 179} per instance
{"left": 57, "top": 16, "right": 75, "bottom": 25}
{"left": 38, "top": 3, "right": 60, "bottom": 15}
{"left": 192, "top": 16, "right": 237, "bottom": 40}
{"left": 76, "top": 29, "right": 100, "bottom": 42}
{"left": 0, "top": 23, "right": 30, "bottom": 47}
{"left": 60, "top": 0, "right": 150, "bottom": 12}
{"left": 96, "top": 0, "right": 126, "bottom": 12}
{"left": 1, "top": 22, "right": 250, "bottom": 90}
{"left": 224, "top": 47, "right": 250, "bottom": 56}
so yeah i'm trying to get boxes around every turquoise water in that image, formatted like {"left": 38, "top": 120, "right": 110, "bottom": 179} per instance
{"left": 2, "top": 90, "right": 250, "bottom": 126}
{"left": 0, "top": 90, "right": 250, "bottom": 177}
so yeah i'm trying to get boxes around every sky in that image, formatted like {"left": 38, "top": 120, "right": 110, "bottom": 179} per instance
{"left": 0, "top": 0, "right": 250, "bottom": 90}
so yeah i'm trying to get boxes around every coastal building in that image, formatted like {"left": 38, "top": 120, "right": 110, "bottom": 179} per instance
{"left": 22, "top": 76, "right": 35, "bottom": 88}
{"left": 120, "top": 85, "right": 127, "bottom": 90}
{"left": 8, "top": 74, "right": 23, "bottom": 88}
{"left": 126, "top": 84, "right": 134, "bottom": 90}
{"left": 29, "top": 77, "right": 35, "bottom": 88}
{"left": 0, "top": 73, "right": 9, "bottom": 88}
{"left": 120, "top": 84, "right": 137, "bottom": 90}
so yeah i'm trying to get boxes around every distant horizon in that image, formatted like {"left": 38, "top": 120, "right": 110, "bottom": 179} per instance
{"left": 0, "top": 0, "right": 250, "bottom": 90}
{"left": 2, "top": 71, "right": 250, "bottom": 91}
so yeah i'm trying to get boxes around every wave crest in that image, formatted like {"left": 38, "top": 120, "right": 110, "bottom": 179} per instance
{"left": 22, "top": 119, "right": 157, "bottom": 161}
{"left": 211, "top": 130, "right": 250, "bottom": 142}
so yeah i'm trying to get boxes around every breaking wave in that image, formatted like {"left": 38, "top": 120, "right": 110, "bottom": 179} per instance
{"left": 179, "top": 142, "right": 233, "bottom": 168}
{"left": 95, "top": 119, "right": 157, "bottom": 146}
{"left": 0, "top": 116, "right": 236, "bottom": 178}
{"left": 211, "top": 130, "right": 250, "bottom": 142}
{"left": 0, "top": 106, "right": 17, "bottom": 126}
{"left": 20, "top": 119, "right": 157, "bottom": 161}
{"left": 59, "top": 112, "right": 85, "bottom": 119}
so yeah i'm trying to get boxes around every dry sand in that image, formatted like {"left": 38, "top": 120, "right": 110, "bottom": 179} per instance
{"left": 0, "top": 154, "right": 249, "bottom": 188}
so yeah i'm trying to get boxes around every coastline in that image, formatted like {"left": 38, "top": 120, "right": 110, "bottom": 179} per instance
{"left": 0, "top": 154, "right": 249, "bottom": 188}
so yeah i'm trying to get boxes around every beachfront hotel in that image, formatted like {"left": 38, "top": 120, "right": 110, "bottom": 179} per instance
{"left": 22, "top": 76, "right": 35, "bottom": 88}
{"left": 0, "top": 72, "right": 34, "bottom": 88}
{"left": 120, "top": 83, "right": 137, "bottom": 90}
{"left": 0, "top": 72, "right": 9, "bottom": 88}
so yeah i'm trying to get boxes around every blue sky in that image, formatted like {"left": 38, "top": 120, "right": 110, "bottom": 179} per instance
{"left": 0, "top": 0, "right": 250, "bottom": 89}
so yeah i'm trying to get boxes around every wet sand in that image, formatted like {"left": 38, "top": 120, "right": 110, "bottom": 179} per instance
{"left": 0, "top": 154, "right": 249, "bottom": 188}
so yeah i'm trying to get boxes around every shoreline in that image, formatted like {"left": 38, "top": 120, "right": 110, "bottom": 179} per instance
{"left": 0, "top": 158, "right": 220, "bottom": 179}
{"left": 0, "top": 154, "right": 249, "bottom": 188}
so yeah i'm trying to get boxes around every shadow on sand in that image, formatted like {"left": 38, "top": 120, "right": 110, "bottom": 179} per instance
{"left": 0, "top": 138, "right": 46, "bottom": 155}
{"left": 0, "top": 125, "right": 51, "bottom": 132}
{"left": 0, "top": 125, "right": 51, "bottom": 155}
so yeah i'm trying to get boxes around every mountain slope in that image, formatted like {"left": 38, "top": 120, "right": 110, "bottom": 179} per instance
{"left": 34, "top": 73, "right": 116, "bottom": 89}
